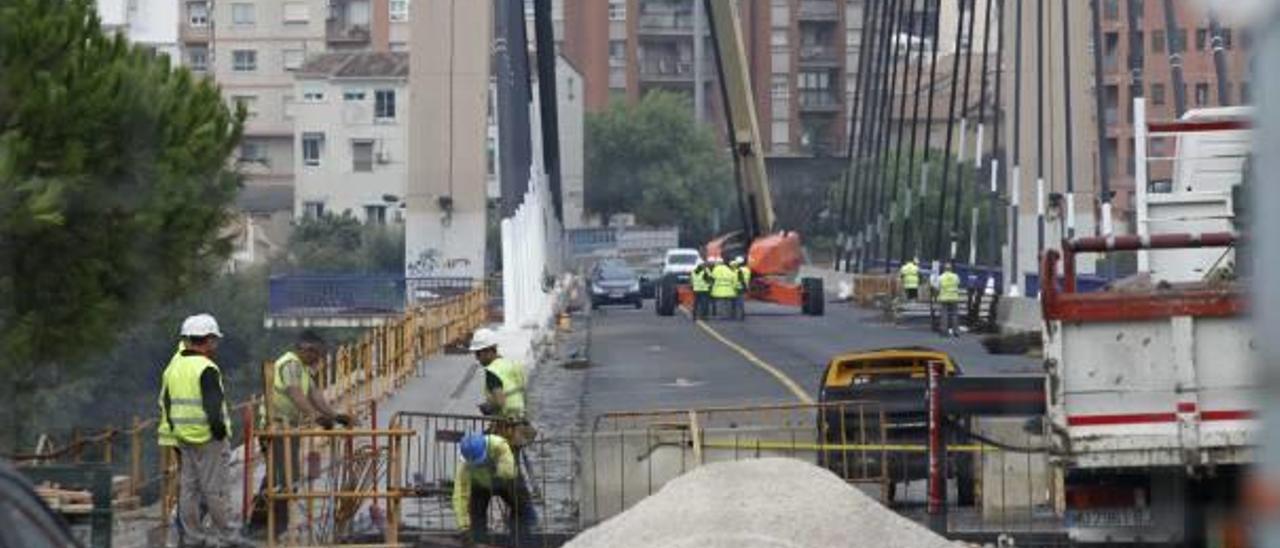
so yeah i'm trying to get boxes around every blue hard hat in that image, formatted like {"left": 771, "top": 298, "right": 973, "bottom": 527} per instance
{"left": 460, "top": 433, "right": 488, "bottom": 463}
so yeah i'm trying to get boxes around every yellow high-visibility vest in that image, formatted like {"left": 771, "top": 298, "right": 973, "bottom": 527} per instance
{"left": 161, "top": 353, "right": 231, "bottom": 445}
{"left": 485, "top": 357, "right": 526, "bottom": 418}
{"left": 259, "top": 351, "right": 315, "bottom": 427}
{"left": 691, "top": 265, "right": 711, "bottom": 292}
{"left": 900, "top": 262, "right": 920, "bottom": 290}
{"left": 938, "top": 271, "right": 963, "bottom": 303}
{"left": 710, "top": 264, "right": 738, "bottom": 298}
{"left": 157, "top": 342, "right": 184, "bottom": 447}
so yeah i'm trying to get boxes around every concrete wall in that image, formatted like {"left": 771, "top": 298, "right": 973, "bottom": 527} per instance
{"left": 293, "top": 76, "right": 410, "bottom": 222}
{"left": 405, "top": 0, "right": 490, "bottom": 279}
{"left": 558, "top": 57, "right": 587, "bottom": 229}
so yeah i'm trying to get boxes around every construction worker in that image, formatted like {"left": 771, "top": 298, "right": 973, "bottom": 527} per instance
{"left": 709, "top": 256, "right": 738, "bottom": 320}
{"left": 690, "top": 259, "right": 712, "bottom": 320}
{"left": 469, "top": 328, "right": 537, "bottom": 447}
{"left": 900, "top": 257, "right": 921, "bottom": 301}
{"left": 730, "top": 256, "right": 751, "bottom": 320}
{"left": 251, "top": 330, "right": 353, "bottom": 536}
{"left": 159, "top": 314, "right": 249, "bottom": 548}
{"left": 453, "top": 432, "right": 536, "bottom": 545}
{"left": 937, "top": 262, "right": 963, "bottom": 337}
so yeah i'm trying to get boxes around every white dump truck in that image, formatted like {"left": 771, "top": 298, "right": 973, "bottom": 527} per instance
{"left": 1040, "top": 102, "right": 1256, "bottom": 545}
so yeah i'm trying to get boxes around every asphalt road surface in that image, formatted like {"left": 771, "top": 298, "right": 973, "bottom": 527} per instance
{"left": 582, "top": 299, "right": 1040, "bottom": 420}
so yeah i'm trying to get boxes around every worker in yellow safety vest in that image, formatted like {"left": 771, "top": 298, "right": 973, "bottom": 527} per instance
{"left": 937, "top": 262, "right": 963, "bottom": 337}
{"left": 453, "top": 433, "right": 537, "bottom": 546}
{"left": 899, "top": 258, "right": 921, "bottom": 301}
{"left": 709, "top": 256, "right": 739, "bottom": 320}
{"left": 158, "top": 314, "right": 250, "bottom": 548}
{"left": 469, "top": 328, "right": 538, "bottom": 448}
{"left": 251, "top": 330, "right": 353, "bottom": 535}
{"left": 690, "top": 259, "right": 711, "bottom": 320}
{"left": 730, "top": 256, "right": 751, "bottom": 320}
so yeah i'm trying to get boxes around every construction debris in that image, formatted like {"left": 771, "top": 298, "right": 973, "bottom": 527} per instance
{"left": 564, "top": 458, "right": 960, "bottom": 548}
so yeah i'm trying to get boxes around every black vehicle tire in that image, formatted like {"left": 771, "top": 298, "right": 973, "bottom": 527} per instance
{"left": 633, "top": 298, "right": 643, "bottom": 310}
{"left": 656, "top": 275, "right": 678, "bottom": 316}
{"left": 801, "top": 277, "right": 825, "bottom": 316}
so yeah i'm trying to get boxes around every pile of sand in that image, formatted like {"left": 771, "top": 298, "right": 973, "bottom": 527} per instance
{"left": 565, "top": 458, "right": 959, "bottom": 548}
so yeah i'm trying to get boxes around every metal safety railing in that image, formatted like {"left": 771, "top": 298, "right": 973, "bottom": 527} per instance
{"left": 11, "top": 283, "right": 488, "bottom": 545}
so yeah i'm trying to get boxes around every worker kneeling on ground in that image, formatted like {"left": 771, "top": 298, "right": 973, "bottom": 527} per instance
{"left": 159, "top": 314, "right": 252, "bottom": 548}
{"left": 690, "top": 259, "right": 712, "bottom": 320}
{"left": 454, "top": 432, "right": 537, "bottom": 546}
{"left": 937, "top": 262, "right": 963, "bottom": 337}
{"left": 900, "top": 257, "right": 920, "bottom": 301}
{"left": 709, "top": 256, "right": 740, "bottom": 320}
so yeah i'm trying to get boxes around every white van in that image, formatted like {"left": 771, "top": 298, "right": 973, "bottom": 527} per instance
{"left": 661, "top": 248, "right": 702, "bottom": 282}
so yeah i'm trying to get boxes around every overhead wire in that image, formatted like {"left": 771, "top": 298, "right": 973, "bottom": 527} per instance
{"left": 885, "top": 0, "right": 924, "bottom": 272}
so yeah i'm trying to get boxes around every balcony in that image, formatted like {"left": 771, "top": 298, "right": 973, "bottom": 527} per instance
{"left": 639, "top": 58, "right": 695, "bottom": 82}
{"left": 327, "top": 19, "right": 371, "bottom": 44}
{"left": 798, "top": 0, "right": 839, "bottom": 21}
{"left": 798, "top": 45, "right": 840, "bottom": 66}
{"left": 181, "top": 22, "right": 211, "bottom": 42}
{"left": 638, "top": 12, "right": 695, "bottom": 35}
{"left": 797, "top": 90, "right": 841, "bottom": 112}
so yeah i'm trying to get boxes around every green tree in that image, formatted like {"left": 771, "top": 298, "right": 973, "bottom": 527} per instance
{"left": 585, "top": 91, "right": 733, "bottom": 244}
{"left": 277, "top": 214, "right": 405, "bottom": 274}
{"left": 0, "top": 0, "right": 243, "bottom": 448}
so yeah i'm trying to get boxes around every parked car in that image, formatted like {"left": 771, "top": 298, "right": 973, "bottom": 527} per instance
{"left": 661, "top": 248, "right": 702, "bottom": 283}
{"left": 591, "top": 265, "right": 644, "bottom": 309}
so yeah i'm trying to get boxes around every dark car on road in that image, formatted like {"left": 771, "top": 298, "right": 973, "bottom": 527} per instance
{"left": 591, "top": 265, "right": 644, "bottom": 309}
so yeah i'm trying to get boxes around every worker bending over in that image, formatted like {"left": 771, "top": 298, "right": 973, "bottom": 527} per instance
{"left": 900, "top": 258, "right": 920, "bottom": 301}
{"left": 159, "top": 314, "right": 250, "bottom": 548}
{"left": 453, "top": 433, "right": 537, "bottom": 546}
{"left": 937, "top": 262, "right": 963, "bottom": 337}
{"left": 252, "top": 330, "right": 353, "bottom": 536}
{"left": 690, "top": 259, "right": 711, "bottom": 320}
{"left": 709, "top": 256, "right": 739, "bottom": 320}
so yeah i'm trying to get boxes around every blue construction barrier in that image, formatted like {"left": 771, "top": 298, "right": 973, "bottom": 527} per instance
{"left": 268, "top": 275, "right": 476, "bottom": 316}
{"left": 1022, "top": 273, "right": 1112, "bottom": 298}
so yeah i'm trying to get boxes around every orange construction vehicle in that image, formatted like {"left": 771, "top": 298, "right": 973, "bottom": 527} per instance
{"left": 655, "top": 0, "right": 824, "bottom": 317}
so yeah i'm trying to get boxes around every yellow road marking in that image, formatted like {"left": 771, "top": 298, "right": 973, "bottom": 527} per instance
{"left": 690, "top": 314, "right": 815, "bottom": 404}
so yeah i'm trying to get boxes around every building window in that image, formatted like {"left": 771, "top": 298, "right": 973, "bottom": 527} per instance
{"left": 283, "top": 49, "right": 304, "bottom": 70}
{"left": 303, "top": 86, "right": 325, "bottom": 102}
{"left": 1104, "top": 85, "right": 1119, "bottom": 124}
{"left": 390, "top": 0, "right": 409, "bottom": 22}
{"left": 1150, "top": 83, "right": 1165, "bottom": 105}
{"left": 232, "top": 49, "right": 257, "bottom": 72}
{"left": 1194, "top": 83, "right": 1209, "bottom": 106}
{"left": 1104, "top": 0, "right": 1119, "bottom": 19}
{"left": 302, "top": 133, "right": 324, "bottom": 166}
{"left": 1130, "top": 0, "right": 1143, "bottom": 18}
{"left": 1219, "top": 29, "right": 1233, "bottom": 50}
{"left": 609, "top": 40, "right": 626, "bottom": 62}
{"left": 231, "top": 94, "right": 258, "bottom": 117}
{"left": 344, "top": 89, "right": 366, "bottom": 101}
{"left": 1196, "top": 27, "right": 1207, "bottom": 51}
{"left": 239, "top": 140, "right": 268, "bottom": 165}
{"left": 352, "top": 140, "right": 374, "bottom": 172}
{"left": 608, "top": 0, "right": 625, "bottom": 21}
{"left": 1151, "top": 29, "right": 1164, "bottom": 53}
{"left": 283, "top": 2, "right": 309, "bottom": 23}
{"left": 365, "top": 205, "right": 387, "bottom": 225}
{"left": 303, "top": 201, "right": 325, "bottom": 219}
{"left": 1169, "top": 29, "right": 1186, "bottom": 53}
{"left": 231, "top": 2, "right": 255, "bottom": 25}
{"left": 375, "top": 89, "right": 396, "bottom": 120}
{"left": 187, "top": 45, "right": 208, "bottom": 72}
{"left": 187, "top": 1, "right": 209, "bottom": 26}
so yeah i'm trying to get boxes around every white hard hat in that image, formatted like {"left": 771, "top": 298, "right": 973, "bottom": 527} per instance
{"left": 180, "top": 314, "right": 222, "bottom": 338}
{"left": 733, "top": 256, "right": 745, "bottom": 265}
{"left": 468, "top": 328, "right": 498, "bottom": 352}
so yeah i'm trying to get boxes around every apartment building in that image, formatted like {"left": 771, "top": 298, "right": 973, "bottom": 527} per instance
{"left": 96, "top": 0, "right": 180, "bottom": 58}
{"left": 1093, "top": 0, "right": 1252, "bottom": 216}
{"left": 563, "top": 0, "right": 868, "bottom": 157}
{"left": 292, "top": 52, "right": 410, "bottom": 224}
